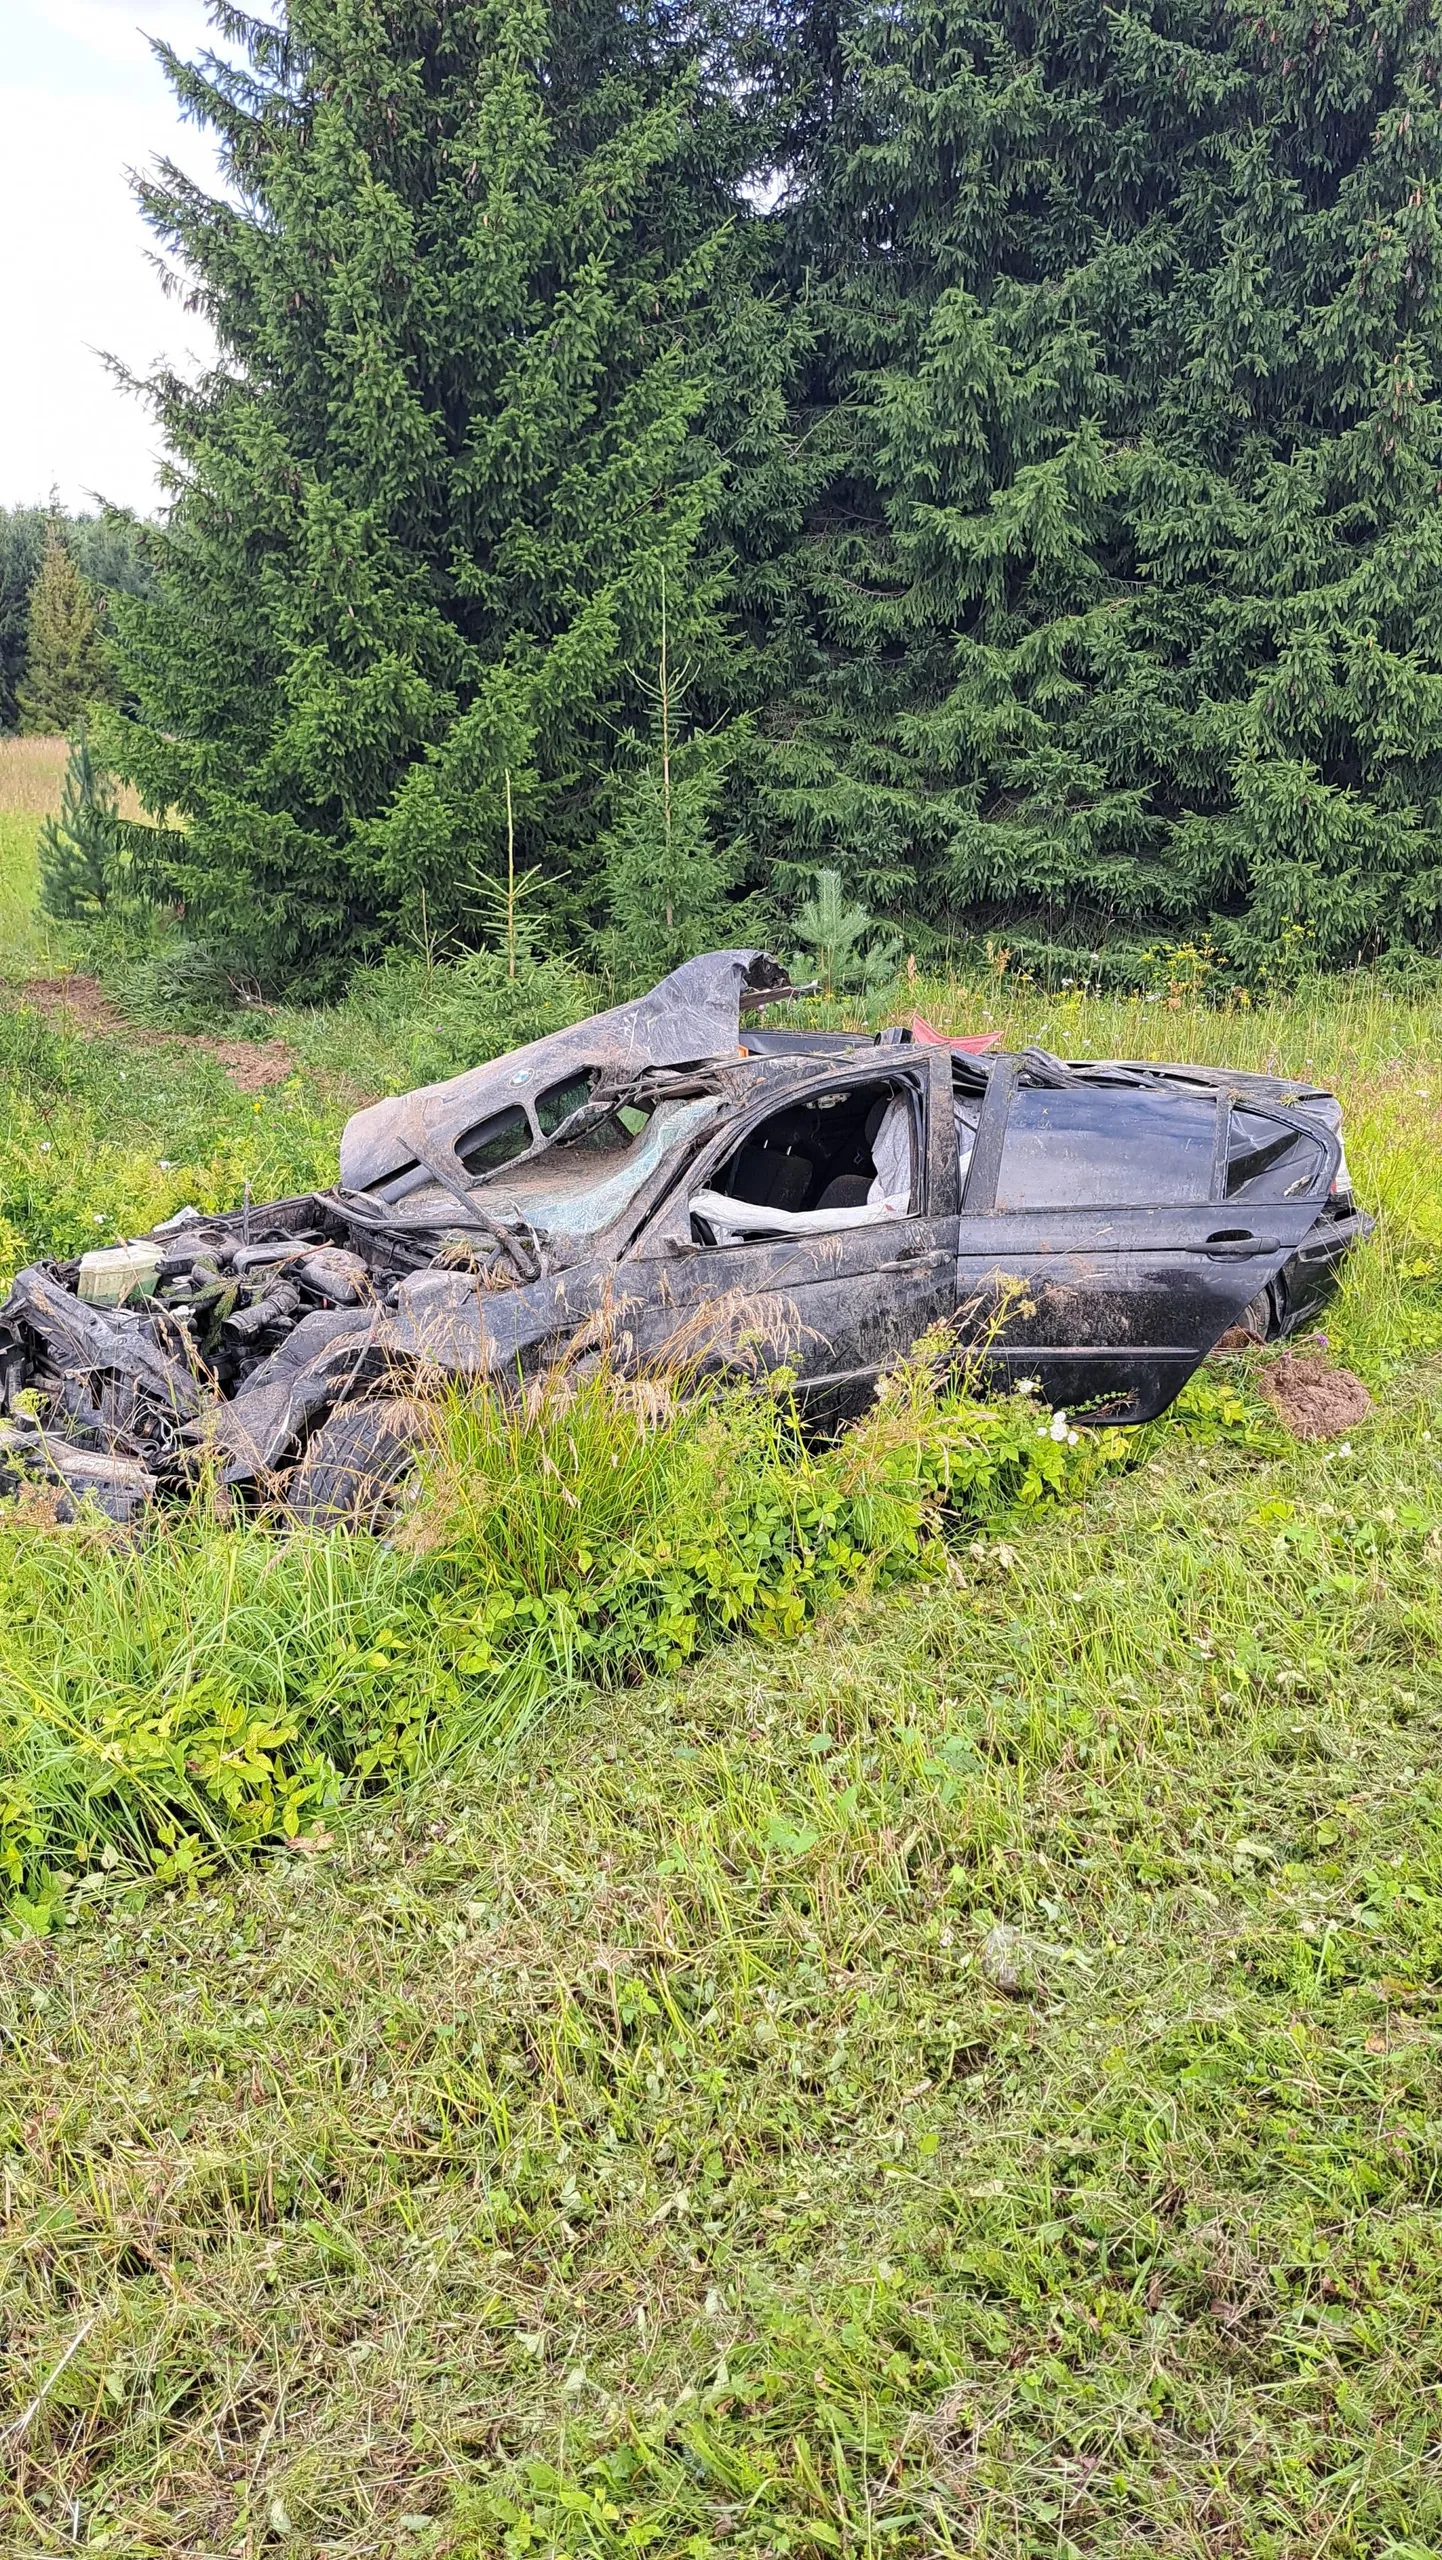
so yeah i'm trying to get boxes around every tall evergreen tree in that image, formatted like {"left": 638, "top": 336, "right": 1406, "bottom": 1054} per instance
{"left": 759, "top": 0, "right": 1442, "bottom": 972}
{"left": 0, "top": 510, "right": 152, "bottom": 731}
{"left": 110, "top": 0, "right": 772, "bottom": 992}
{"left": 17, "top": 525, "right": 117, "bottom": 735}
{"left": 0, "top": 511, "right": 46, "bottom": 732}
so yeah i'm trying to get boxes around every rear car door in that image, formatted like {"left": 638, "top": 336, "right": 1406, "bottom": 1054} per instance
{"left": 953, "top": 1062, "right": 1339, "bottom": 1420}
{"left": 624, "top": 1053, "right": 960, "bottom": 1404}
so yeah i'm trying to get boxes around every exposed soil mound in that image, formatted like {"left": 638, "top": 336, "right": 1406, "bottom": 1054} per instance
{"left": 1259, "top": 1346, "right": 1373, "bottom": 1441}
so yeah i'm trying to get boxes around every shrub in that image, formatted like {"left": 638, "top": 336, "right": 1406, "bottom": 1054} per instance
{"left": 286, "top": 946, "right": 596, "bottom": 1092}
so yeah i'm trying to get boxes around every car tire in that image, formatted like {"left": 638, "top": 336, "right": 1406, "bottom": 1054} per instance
{"left": 286, "top": 1397, "right": 428, "bottom": 1529}
{"left": 1238, "top": 1285, "right": 1279, "bottom": 1342}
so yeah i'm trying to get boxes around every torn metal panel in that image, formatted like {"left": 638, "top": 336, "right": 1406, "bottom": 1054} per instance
{"left": 338, "top": 948, "right": 781, "bottom": 1207}
{"left": 2, "top": 1264, "right": 205, "bottom": 1420}
{"left": 200, "top": 1306, "right": 382, "bottom": 1479}
{"left": 0, "top": 1420, "right": 157, "bottom": 1524}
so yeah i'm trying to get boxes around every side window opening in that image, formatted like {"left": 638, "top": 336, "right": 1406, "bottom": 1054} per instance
{"left": 995, "top": 1085, "right": 1215, "bottom": 1210}
{"left": 954, "top": 1082, "right": 982, "bottom": 1193}
{"left": 694, "top": 1081, "right": 918, "bottom": 1239}
{"left": 1226, "top": 1107, "right": 1327, "bottom": 1201}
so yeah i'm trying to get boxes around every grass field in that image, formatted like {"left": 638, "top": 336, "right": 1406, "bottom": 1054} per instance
{"left": 0, "top": 753, "right": 1440, "bottom": 2557}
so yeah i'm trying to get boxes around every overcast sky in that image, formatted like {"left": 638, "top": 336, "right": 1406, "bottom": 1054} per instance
{"left": 0, "top": 0, "right": 224, "bottom": 517}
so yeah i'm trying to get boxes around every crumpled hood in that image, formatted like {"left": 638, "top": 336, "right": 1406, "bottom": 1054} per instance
{"left": 338, "top": 948, "right": 782, "bottom": 1200}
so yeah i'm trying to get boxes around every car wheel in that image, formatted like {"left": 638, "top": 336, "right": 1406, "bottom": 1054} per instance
{"left": 1238, "top": 1285, "right": 1279, "bottom": 1342}
{"left": 286, "top": 1397, "right": 428, "bottom": 1529}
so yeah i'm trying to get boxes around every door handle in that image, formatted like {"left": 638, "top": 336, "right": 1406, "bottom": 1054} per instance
{"left": 877, "top": 1247, "right": 947, "bottom": 1274}
{"left": 1202, "top": 1232, "right": 1279, "bottom": 1258}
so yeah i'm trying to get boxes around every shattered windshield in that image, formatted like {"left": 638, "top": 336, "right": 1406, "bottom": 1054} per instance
{"left": 478, "top": 1096, "right": 721, "bottom": 1237}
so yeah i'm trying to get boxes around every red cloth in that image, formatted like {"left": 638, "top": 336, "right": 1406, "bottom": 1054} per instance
{"left": 910, "top": 1012, "right": 1000, "bottom": 1056}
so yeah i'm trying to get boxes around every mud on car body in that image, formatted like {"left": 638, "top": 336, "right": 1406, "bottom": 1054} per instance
{"left": 0, "top": 951, "right": 1371, "bottom": 1522}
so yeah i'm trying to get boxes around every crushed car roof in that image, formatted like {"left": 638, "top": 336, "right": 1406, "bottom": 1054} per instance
{"left": 339, "top": 948, "right": 792, "bottom": 1200}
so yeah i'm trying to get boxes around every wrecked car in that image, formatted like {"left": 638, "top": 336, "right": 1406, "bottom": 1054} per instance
{"left": 0, "top": 950, "right": 1372, "bottom": 1523}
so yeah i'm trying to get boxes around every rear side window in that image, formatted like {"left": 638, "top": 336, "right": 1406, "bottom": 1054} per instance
{"left": 995, "top": 1086, "right": 1215, "bottom": 1209}
{"left": 1226, "top": 1107, "right": 1328, "bottom": 1201}
{"left": 457, "top": 1105, "right": 531, "bottom": 1177}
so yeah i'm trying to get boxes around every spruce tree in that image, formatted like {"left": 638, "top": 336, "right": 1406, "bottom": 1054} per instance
{"left": 0, "top": 511, "right": 151, "bottom": 731}
{"left": 760, "top": 0, "right": 1442, "bottom": 972}
{"left": 37, "top": 720, "right": 122, "bottom": 918}
{"left": 592, "top": 578, "right": 757, "bottom": 983}
{"left": 17, "top": 526, "right": 116, "bottom": 736}
{"left": 111, "top": 0, "right": 768, "bottom": 992}
{"left": 0, "top": 511, "right": 46, "bottom": 732}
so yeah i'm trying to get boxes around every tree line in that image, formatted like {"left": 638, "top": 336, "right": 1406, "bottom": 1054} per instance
{"left": 51, "top": 0, "right": 1442, "bottom": 989}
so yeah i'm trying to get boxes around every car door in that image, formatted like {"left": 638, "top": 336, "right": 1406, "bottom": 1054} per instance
{"left": 622, "top": 1052, "right": 960, "bottom": 1404}
{"left": 952, "top": 1060, "right": 1339, "bottom": 1421}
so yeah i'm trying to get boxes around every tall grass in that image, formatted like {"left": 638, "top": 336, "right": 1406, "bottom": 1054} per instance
{"left": 0, "top": 733, "right": 70, "bottom": 818}
{"left": 0, "top": 1358, "right": 1121, "bottom": 1924}
{"left": 2, "top": 1347, "right": 1436, "bottom": 2555}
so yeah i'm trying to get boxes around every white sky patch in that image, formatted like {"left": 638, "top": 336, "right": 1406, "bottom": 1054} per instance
{"left": 0, "top": 0, "right": 227, "bottom": 517}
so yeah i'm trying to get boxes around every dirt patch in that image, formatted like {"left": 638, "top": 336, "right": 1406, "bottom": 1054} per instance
{"left": 14, "top": 973, "right": 131, "bottom": 1037}
{"left": 1258, "top": 1345, "right": 1373, "bottom": 1441}
{"left": 6, "top": 974, "right": 296, "bottom": 1090}
{"left": 185, "top": 1036, "right": 296, "bottom": 1091}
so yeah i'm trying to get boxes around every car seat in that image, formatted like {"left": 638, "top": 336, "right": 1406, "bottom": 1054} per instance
{"left": 812, "top": 1172, "right": 872, "bottom": 1209}
{"left": 723, "top": 1110, "right": 816, "bottom": 1210}
{"left": 814, "top": 1097, "right": 899, "bottom": 1212}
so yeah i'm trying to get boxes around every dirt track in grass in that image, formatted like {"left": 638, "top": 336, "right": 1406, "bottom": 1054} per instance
{"left": 6, "top": 972, "right": 298, "bottom": 1091}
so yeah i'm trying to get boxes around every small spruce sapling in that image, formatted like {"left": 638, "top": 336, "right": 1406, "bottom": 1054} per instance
{"left": 37, "top": 719, "right": 122, "bottom": 919}
{"left": 790, "top": 869, "right": 901, "bottom": 997}
{"left": 595, "top": 575, "right": 754, "bottom": 986}
{"left": 466, "top": 770, "right": 549, "bottom": 973}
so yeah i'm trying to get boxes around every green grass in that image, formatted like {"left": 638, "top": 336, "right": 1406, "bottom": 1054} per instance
{"left": 0, "top": 814, "right": 52, "bottom": 977}
{"left": 0, "top": 750, "right": 1440, "bottom": 2553}
{"left": 2, "top": 1383, "right": 1438, "bottom": 2556}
